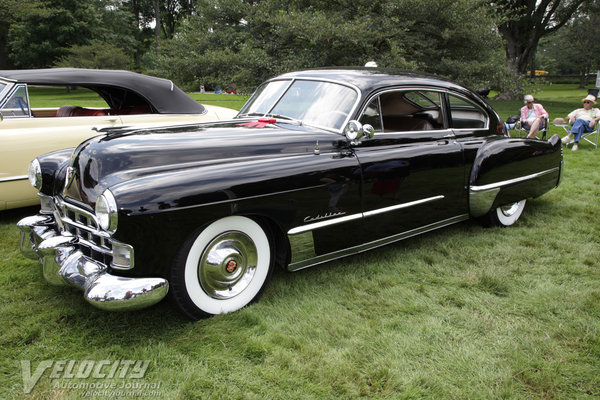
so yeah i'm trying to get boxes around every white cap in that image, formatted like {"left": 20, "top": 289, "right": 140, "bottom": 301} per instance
{"left": 364, "top": 61, "right": 378, "bottom": 68}
{"left": 524, "top": 94, "right": 534, "bottom": 103}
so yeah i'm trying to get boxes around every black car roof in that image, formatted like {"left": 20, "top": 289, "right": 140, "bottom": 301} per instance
{"left": 0, "top": 68, "right": 204, "bottom": 114}
{"left": 273, "top": 69, "right": 469, "bottom": 95}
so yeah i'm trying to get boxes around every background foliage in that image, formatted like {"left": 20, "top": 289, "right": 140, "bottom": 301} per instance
{"left": 1, "top": 0, "right": 598, "bottom": 96}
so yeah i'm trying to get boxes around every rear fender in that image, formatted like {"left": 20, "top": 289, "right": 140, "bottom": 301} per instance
{"left": 469, "top": 134, "right": 562, "bottom": 217}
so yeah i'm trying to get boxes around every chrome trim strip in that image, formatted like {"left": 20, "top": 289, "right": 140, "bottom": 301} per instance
{"left": 288, "top": 195, "right": 445, "bottom": 235}
{"left": 363, "top": 195, "right": 444, "bottom": 217}
{"left": 288, "top": 214, "right": 469, "bottom": 271}
{"left": 0, "top": 175, "right": 28, "bottom": 183}
{"left": 288, "top": 213, "right": 363, "bottom": 235}
{"left": 470, "top": 167, "right": 560, "bottom": 192}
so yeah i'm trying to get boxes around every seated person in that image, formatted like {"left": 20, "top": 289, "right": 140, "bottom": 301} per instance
{"left": 561, "top": 94, "right": 600, "bottom": 151}
{"left": 520, "top": 94, "right": 549, "bottom": 138}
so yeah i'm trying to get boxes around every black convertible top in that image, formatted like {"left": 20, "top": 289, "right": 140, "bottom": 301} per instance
{"left": 0, "top": 68, "right": 204, "bottom": 114}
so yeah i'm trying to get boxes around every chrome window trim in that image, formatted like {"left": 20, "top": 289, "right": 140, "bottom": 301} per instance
{"left": 0, "top": 83, "right": 31, "bottom": 118}
{"left": 470, "top": 167, "right": 560, "bottom": 192}
{"left": 288, "top": 214, "right": 469, "bottom": 271}
{"left": 357, "top": 87, "right": 449, "bottom": 136}
{"left": 288, "top": 195, "right": 445, "bottom": 235}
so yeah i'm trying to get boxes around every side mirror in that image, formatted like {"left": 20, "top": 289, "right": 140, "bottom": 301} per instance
{"left": 344, "top": 120, "right": 375, "bottom": 144}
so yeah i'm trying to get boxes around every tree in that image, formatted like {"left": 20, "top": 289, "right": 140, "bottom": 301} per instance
{"left": 156, "top": 0, "right": 509, "bottom": 93}
{"left": 0, "top": 0, "right": 47, "bottom": 68}
{"left": 54, "top": 43, "right": 132, "bottom": 69}
{"left": 537, "top": 0, "right": 600, "bottom": 87}
{"left": 495, "top": 0, "right": 587, "bottom": 74}
{"left": 7, "top": 0, "right": 108, "bottom": 68}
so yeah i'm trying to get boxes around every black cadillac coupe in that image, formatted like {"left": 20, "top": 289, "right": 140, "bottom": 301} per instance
{"left": 18, "top": 69, "right": 563, "bottom": 319}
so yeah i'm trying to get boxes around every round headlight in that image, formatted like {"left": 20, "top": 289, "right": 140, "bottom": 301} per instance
{"left": 28, "top": 159, "right": 42, "bottom": 190}
{"left": 95, "top": 190, "right": 118, "bottom": 232}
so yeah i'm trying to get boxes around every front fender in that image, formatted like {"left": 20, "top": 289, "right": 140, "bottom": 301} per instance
{"left": 469, "top": 134, "right": 562, "bottom": 217}
{"left": 37, "top": 148, "right": 75, "bottom": 196}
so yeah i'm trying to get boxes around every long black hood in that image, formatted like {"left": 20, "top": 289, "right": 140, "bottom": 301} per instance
{"left": 63, "top": 121, "right": 347, "bottom": 207}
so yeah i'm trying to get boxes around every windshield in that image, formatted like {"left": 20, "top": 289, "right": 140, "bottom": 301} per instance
{"left": 239, "top": 79, "right": 359, "bottom": 131}
{"left": 0, "top": 82, "right": 6, "bottom": 93}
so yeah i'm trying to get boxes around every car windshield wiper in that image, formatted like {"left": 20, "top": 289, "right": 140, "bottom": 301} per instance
{"left": 237, "top": 112, "right": 265, "bottom": 118}
{"left": 265, "top": 114, "right": 303, "bottom": 125}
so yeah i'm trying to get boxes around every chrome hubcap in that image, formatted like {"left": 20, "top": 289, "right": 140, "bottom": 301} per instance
{"left": 500, "top": 202, "right": 520, "bottom": 217}
{"left": 198, "top": 231, "right": 257, "bottom": 299}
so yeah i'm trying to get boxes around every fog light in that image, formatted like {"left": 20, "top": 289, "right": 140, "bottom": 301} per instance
{"left": 111, "top": 241, "right": 134, "bottom": 270}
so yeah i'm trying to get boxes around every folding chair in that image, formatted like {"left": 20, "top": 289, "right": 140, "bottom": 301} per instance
{"left": 553, "top": 119, "right": 599, "bottom": 149}
{"left": 579, "top": 120, "right": 599, "bottom": 149}
{"left": 515, "top": 116, "right": 549, "bottom": 140}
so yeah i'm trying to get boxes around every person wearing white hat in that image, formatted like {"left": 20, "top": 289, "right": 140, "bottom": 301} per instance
{"left": 561, "top": 94, "right": 600, "bottom": 151}
{"left": 520, "top": 94, "right": 549, "bottom": 138}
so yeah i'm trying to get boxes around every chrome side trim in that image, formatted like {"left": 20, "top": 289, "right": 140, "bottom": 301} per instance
{"left": 288, "top": 195, "right": 445, "bottom": 235}
{"left": 288, "top": 214, "right": 469, "bottom": 271}
{"left": 469, "top": 167, "right": 560, "bottom": 217}
{"left": 0, "top": 175, "right": 28, "bottom": 183}
{"left": 470, "top": 167, "right": 560, "bottom": 192}
{"left": 288, "top": 213, "right": 362, "bottom": 235}
{"left": 363, "top": 195, "right": 444, "bottom": 217}
{"left": 469, "top": 187, "right": 500, "bottom": 218}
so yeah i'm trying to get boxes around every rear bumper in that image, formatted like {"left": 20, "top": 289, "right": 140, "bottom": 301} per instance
{"left": 17, "top": 214, "right": 168, "bottom": 311}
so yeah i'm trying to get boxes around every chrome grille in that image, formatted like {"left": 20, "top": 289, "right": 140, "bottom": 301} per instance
{"left": 52, "top": 197, "right": 113, "bottom": 265}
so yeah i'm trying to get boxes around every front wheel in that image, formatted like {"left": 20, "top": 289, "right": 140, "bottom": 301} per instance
{"left": 170, "top": 216, "right": 273, "bottom": 320}
{"left": 480, "top": 199, "right": 527, "bottom": 227}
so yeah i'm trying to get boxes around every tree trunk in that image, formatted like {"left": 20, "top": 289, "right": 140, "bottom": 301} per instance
{"left": 579, "top": 69, "right": 588, "bottom": 89}
{"left": 132, "top": 0, "right": 141, "bottom": 71}
{"left": 154, "top": 0, "right": 161, "bottom": 56}
{"left": 497, "top": 0, "right": 587, "bottom": 75}
{"left": 499, "top": 21, "right": 540, "bottom": 74}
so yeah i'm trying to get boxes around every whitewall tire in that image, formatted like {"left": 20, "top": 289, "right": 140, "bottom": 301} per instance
{"left": 482, "top": 199, "right": 527, "bottom": 227}
{"left": 170, "top": 216, "right": 273, "bottom": 320}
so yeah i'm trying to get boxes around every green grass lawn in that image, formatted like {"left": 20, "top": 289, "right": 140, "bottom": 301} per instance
{"left": 1, "top": 83, "right": 599, "bottom": 399}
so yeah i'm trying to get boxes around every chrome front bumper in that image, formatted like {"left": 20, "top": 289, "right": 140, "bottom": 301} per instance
{"left": 18, "top": 214, "right": 168, "bottom": 311}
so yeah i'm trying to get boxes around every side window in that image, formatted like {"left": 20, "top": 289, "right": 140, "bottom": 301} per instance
{"left": 448, "top": 94, "right": 487, "bottom": 129}
{"left": 379, "top": 90, "right": 443, "bottom": 132}
{"left": 359, "top": 97, "right": 383, "bottom": 132}
{"left": 0, "top": 85, "right": 30, "bottom": 118}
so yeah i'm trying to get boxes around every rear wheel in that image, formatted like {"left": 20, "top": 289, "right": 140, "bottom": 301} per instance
{"left": 170, "top": 216, "right": 273, "bottom": 320}
{"left": 480, "top": 200, "right": 526, "bottom": 227}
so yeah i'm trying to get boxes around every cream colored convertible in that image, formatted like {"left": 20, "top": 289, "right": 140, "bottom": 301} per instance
{"left": 0, "top": 68, "right": 237, "bottom": 210}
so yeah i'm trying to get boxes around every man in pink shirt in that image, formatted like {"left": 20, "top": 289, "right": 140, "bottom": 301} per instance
{"left": 520, "top": 94, "right": 549, "bottom": 139}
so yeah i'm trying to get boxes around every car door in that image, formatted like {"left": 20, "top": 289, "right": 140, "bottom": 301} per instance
{"left": 354, "top": 88, "right": 467, "bottom": 243}
{"left": 445, "top": 91, "right": 494, "bottom": 184}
